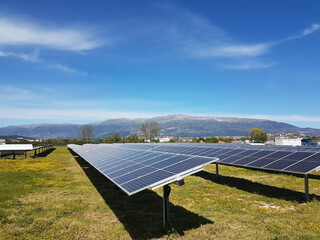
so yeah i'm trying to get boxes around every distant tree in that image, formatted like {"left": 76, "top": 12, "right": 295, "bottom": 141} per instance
{"left": 126, "top": 134, "right": 140, "bottom": 143}
{"left": 140, "top": 121, "right": 161, "bottom": 140}
{"left": 249, "top": 128, "right": 267, "bottom": 143}
{"left": 218, "top": 136, "right": 232, "bottom": 143}
{"left": 204, "top": 136, "right": 219, "bottom": 143}
{"left": 78, "top": 125, "right": 94, "bottom": 141}
{"left": 112, "top": 133, "right": 121, "bottom": 143}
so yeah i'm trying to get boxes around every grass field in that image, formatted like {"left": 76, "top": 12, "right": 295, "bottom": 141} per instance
{"left": 0, "top": 146, "right": 320, "bottom": 239}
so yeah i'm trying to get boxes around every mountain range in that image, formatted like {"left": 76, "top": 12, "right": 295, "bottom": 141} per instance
{"left": 0, "top": 114, "right": 319, "bottom": 139}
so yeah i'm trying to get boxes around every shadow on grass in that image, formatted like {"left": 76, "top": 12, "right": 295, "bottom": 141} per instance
{"left": 69, "top": 149, "right": 213, "bottom": 239}
{"left": 196, "top": 170, "right": 320, "bottom": 203}
{"left": 37, "top": 148, "right": 56, "bottom": 157}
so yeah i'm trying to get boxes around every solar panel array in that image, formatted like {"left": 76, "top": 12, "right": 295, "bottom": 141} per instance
{"left": 116, "top": 143, "right": 320, "bottom": 175}
{"left": 68, "top": 144, "right": 217, "bottom": 195}
{"left": 69, "top": 143, "right": 320, "bottom": 196}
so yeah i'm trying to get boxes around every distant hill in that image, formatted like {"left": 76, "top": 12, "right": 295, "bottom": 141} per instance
{"left": 0, "top": 114, "right": 319, "bottom": 138}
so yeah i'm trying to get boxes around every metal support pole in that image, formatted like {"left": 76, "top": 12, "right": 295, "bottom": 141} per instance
{"left": 34, "top": 149, "right": 37, "bottom": 157}
{"left": 163, "top": 185, "right": 171, "bottom": 229}
{"left": 216, "top": 163, "right": 219, "bottom": 178}
{"left": 25, "top": 150, "right": 27, "bottom": 158}
{"left": 12, "top": 151, "right": 16, "bottom": 159}
{"left": 305, "top": 174, "right": 309, "bottom": 202}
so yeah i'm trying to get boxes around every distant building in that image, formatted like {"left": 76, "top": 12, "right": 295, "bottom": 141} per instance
{"left": 275, "top": 137, "right": 301, "bottom": 146}
{"left": 0, "top": 139, "right": 5, "bottom": 145}
{"left": 158, "top": 137, "right": 171, "bottom": 143}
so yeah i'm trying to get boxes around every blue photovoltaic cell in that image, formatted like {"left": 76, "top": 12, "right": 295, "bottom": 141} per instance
{"left": 246, "top": 158, "right": 279, "bottom": 168}
{"left": 264, "top": 160, "right": 297, "bottom": 170}
{"left": 284, "top": 160, "right": 320, "bottom": 173}
{"left": 121, "top": 170, "right": 175, "bottom": 193}
{"left": 232, "top": 157, "right": 257, "bottom": 165}
{"left": 113, "top": 166, "right": 158, "bottom": 184}
{"left": 162, "top": 157, "right": 212, "bottom": 174}
{"left": 280, "top": 152, "right": 314, "bottom": 160}
{"left": 151, "top": 155, "right": 190, "bottom": 169}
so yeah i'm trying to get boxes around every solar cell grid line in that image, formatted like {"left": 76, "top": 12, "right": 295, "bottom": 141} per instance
{"left": 205, "top": 148, "right": 232, "bottom": 157}
{"left": 86, "top": 150, "right": 134, "bottom": 163}
{"left": 106, "top": 153, "right": 175, "bottom": 174}
{"left": 244, "top": 151, "right": 293, "bottom": 168}
{"left": 94, "top": 150, "right": 151, "bottom": 169}
{"left": 137, "top": 154, "right": 176, "bottom": 166}
{"left": 195, "top": 148, "right": 220, "bottom": 156}
{"left": 166, "top": 146, "right": 194, "bottom": 154}
{"left": 213, "top": 149, "right": 245, "bottom": 158}
{"left": 174, "top": 147, "right": 198, "bottom": 154}
{"left": 284, "top": 160, "right": 320, "bottom": 174}
{"left": 191, "top": 148, "right": 214, "bottom": 156}
{"left": 261, "top": 151, "right": 300, "bottom": 169}
{"left": 300, "top": 152, "right": 320, "bottom": 162}
{"left": 106, "top": 154, "right": 175, "bottom": 177}
{"left": 81, "top": 148, "right": 133, "bottom": 161}
{"left": 281, "top": 152, "right": 320, "bottom": 172}
{"left": 79, "top": 150, "right": 133, "bottom": 165}
{"left": 219, "top": 150, "right": 264, "bottom": 164}
{"left": 198, "top": 148, "right": 226, "bottom": 157}
{"left": 233, "top": 152, "right": 275, "bottom": 166}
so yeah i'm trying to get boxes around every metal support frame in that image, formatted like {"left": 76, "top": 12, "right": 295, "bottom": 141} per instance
{"left": 33, "top": 149, "right": 37, "bottom": 157}
{"left": 163, "top": 185, "right": 171, "bottom": 229}
{"left": 305, "top": 174, "right": 309, "bottom": 202}
{"left": 25, "top": 150, "right": 27, "bottom": 158}
{"left": 216, "top": 163, "right": 219, "bottom": 178}
{"left": 12, "top": 150, "right": 16, "bottom": 159}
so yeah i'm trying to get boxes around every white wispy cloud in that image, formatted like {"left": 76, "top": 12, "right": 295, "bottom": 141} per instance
{"left": 0, "top": 16, "right": 105, "bottom": 51}
{"left": 221, "top": 61, "right": 277, "bottom": 70}
{"left": 48, "top": 63, "right": 87, "bottom": 76}
{"left": 0, "top": 107, "right": 162, "bottom": 121}
{"left": 192, "top": 23, "right": 320, "bottom": 59}
{"left": 0, "top": 49, "right": 39, "bottom": 62}
{"left": 302, "top": 24, "right": 320, "bottom": 36}
{"left": 194, "top": 43, "right": 270, "bottom": 58}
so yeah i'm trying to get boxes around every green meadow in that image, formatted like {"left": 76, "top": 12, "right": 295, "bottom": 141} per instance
{"left": 0, "top": 146, "right": 319, "bottom": 239}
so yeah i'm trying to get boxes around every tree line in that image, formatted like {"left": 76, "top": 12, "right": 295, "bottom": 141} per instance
{"left": 39, "top": 122, "right": 269, "bottom": 145}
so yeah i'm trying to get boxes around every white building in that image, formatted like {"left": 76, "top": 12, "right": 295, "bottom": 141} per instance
{"left": 159, "top": 137, "right": 171, "bottom": 143}
{"left": 0, "top": 139, "right": 5, "bottom": 145}
{"left": 275, "top": 137, "right": 301, "bottom": 146}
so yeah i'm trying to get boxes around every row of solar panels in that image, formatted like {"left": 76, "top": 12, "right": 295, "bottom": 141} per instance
{"left": 115, "top": 142, "right": 320, "bottom": 152}
{"left": 68, "top": 143, "right": 320, "bottom": 196}
{"left": 115, "top": 143, "right": 320, "bottom": 175}
{"left": 68, "top": 144, "right": 217, "bottom": 195}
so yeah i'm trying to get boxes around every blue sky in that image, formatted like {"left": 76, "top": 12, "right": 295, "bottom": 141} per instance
{"left": 1, "top": 0, "right": 320, "bottom": 128}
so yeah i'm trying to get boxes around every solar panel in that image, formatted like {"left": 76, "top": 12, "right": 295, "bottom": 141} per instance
{"left": 68, "top": 144, "right": 217, "bottom": 195}
{"left": 142, "top": 143, "right": 320, "bottom": 175}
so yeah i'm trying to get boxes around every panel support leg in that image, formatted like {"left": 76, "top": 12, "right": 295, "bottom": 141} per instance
{"left": 305, "top": 174, "right": 309, "bottom": 202}
{"left": 163, "top": 185, "right": 171, "bottom": 229}
{"left": 34, "top": 149, "right": 37, "bottom": 157}
{"left": 25, "top": 150, "right": 27, "bottom": 158}
{"left": 12, "top": 151, "right": 16, "bottom": 159}
{"left": 216, "top": 163, "right": 219, "bottom": 178}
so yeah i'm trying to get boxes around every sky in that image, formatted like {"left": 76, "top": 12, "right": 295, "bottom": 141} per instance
{"left": 1, "top": 0, "right": 320, "bottom": 128}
